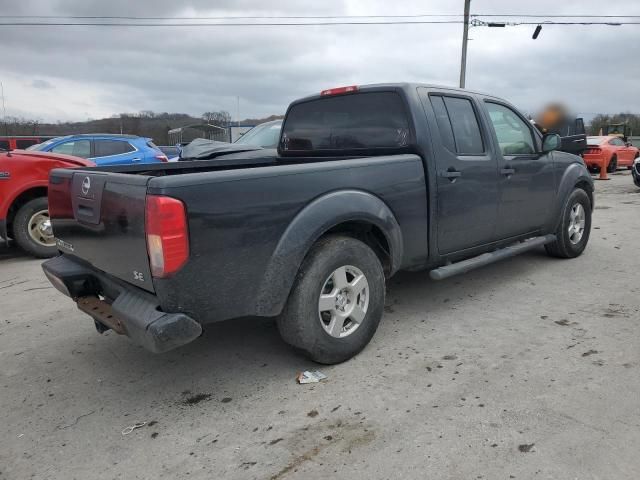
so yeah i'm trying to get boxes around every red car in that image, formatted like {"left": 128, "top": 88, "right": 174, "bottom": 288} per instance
{"left": 582, "top": 135, "right": 640, "bottom": 173}
{"left": 0, "top": 149, "right": 94, "bottom": 258}
{"left": 0, "top": 135, "right": 55, "bottom": 151}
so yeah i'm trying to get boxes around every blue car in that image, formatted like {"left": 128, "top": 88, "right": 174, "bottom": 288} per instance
{"left": 31, "top": 134, "right": 168, "bottom": 165}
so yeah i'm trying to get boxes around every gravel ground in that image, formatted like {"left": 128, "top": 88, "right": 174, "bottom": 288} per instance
{"left": 1, "top": 171, "right": 639, "bottom": 480}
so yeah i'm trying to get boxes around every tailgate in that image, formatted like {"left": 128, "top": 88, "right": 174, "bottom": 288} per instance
{"left": 49, "top": 168, "right": 155, "bottom": 292}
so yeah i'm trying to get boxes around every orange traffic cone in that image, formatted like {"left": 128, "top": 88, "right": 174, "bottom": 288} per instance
{"left": 596, "top": 158, "right": 610, "bottom": 180}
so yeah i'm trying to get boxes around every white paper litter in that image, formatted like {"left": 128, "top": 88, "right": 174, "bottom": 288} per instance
{"left": 296, "top": 370, "right": 327, "bottom": 384}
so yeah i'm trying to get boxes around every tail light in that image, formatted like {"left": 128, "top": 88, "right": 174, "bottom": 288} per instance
{"left": 320, "top": 85, "right": 359, "bottom": 96}
{"left": 145, "top": 195, "right": 189, "bottom": 278}
{"left": 155, "top": 154, "right": 169, "bottom": 162}
{"left": 586, "top": 147, "right": 601, "bottom": 154}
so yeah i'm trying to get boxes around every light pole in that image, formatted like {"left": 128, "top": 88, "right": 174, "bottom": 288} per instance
{"left": 459, "top": 0, "right": 471, "bottom": 88}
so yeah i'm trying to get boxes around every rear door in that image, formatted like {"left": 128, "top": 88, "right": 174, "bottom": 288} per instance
{"left": 481, "top": 100, "right": 555, "bottom": 239}
{"left": 49, "top": 168, "right": 154, "bottom": 291}
{"left": 418, "top": 89, "right": 500, "bottom": 254}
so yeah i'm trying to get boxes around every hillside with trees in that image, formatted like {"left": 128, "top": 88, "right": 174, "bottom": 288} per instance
{"left": 588, "top": 113, "right": 640, "bottom": 136}
{"left": 1, "top": 110, "right": 284, "bottom": 144}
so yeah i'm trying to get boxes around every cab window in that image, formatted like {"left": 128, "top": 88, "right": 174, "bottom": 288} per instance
{"left": 280, "top": 92, "right": 411, "bottom": 156}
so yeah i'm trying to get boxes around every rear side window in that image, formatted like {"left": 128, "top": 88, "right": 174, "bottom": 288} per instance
{"left": 94, "top": 139, "right": 135, "bottom": 157}
{"left": 280, "top": 92, "right": 411, "bottom": 155}
{"left": 426, "top": 93, "right": 484, "bottom": 155}
{"left": 443, "top": 97, "right": 484, "bottom": 154}
{"left": 429, "top": 96, "right": 457, "bottom": 153}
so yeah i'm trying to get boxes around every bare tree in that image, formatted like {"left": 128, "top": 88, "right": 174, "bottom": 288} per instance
{"left": 201, "top": 111, "right": 231, "bottom": 127}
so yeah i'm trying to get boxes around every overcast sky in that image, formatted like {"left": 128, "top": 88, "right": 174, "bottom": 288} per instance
{"left": 0, "top": 0, "right": 638, "bottom": 123}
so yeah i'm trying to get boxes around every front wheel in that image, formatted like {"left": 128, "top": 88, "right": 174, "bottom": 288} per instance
{"left": 545, "top": 188, "right": 592, "bottom": 259}
{"left": 277, "top": 235, "right": 385, "bottom": 364}
{"left": 13, "top": 197, "right": 58, "bottom": 258}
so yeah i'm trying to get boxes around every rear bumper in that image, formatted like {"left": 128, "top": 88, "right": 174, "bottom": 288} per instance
{"left": 582, "top": 153, "right": 605, "bottom": 168}
{"left": 42, "top": 255, "right": 202, "bottom": 353}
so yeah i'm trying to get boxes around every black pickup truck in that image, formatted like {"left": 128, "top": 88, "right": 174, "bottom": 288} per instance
{"left": 43, "top": 83, "right": 594, "bottom": 364}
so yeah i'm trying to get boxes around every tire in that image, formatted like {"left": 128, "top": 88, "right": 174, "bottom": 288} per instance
{"left": 277, "top": 235, "right": 385, "bottom": 364}
{"left": 13, "top": 197, "right": 58, "bottom": 258}
{"left": 607, "top": 155, "right": 617, "bottom": 173}
{"left": 545, "top": 188, "right": 592, "bottom": 259}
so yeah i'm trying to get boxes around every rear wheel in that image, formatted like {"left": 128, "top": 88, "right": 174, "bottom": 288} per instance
{"left": 545, "top": 188, "right": 591, "bottom": 259}
{"left": 277, "top": 235, "right": 385, "bottom": 364}
{"left": 13, "top": 197, "right": 58, "bottom": 258}
{"left": 607, "top": 155, "right": 618, "bottom": 173}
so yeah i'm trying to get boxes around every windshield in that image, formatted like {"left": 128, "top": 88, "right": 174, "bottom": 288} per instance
{"left": 587, "top": 137, "right": 603, "bottom": 145}
{"left": 235, "top": 121, "right": 282, "bottom": 148}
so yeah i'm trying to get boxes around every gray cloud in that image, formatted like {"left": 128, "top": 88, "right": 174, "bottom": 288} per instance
{"left": 0, "top": 0, "right": 639, "bottom": 122}
{"left": 31, "top": 79, "right": 54, "bottom": 89}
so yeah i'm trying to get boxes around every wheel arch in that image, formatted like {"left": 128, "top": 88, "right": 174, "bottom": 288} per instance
{"left": 254, "top": 189, "right": 403, "bottom": 317}
{"left": 6, "top": 186, "right": 48, "bottom": 231}
{"left": 548, "top": 163, "right": 594, "bottom": 232}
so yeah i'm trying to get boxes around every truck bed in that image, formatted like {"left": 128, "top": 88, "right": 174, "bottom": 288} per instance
{"left": 49, "top": 153, "right": 429, "bottom": 318}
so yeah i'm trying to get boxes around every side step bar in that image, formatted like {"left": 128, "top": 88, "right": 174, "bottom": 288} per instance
{"left": 429, "top": 234, "right": 556, "bottom": 281}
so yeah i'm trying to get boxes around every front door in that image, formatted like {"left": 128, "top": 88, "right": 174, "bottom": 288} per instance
{"left": 419, "top": 89, "right": 500, "bottom": 255}
{"left": 482, "top": 101, "right": 556, "bottom": 239}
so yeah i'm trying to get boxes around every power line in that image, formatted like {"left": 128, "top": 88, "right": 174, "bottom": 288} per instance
{"left": 0, "top": 14, "right": 463, "bottom": 20}
{"left": 475, "top": 14, "right": 640, "bottom": 18}
{"left": 0, "top": 20, "right": 466, "bottom": 27}
{"left": 474, "top": 20, "right": 637, "bottom": 26}
{"left": 0, "top": 20, "right": 639, "bottom": 27}
{"left": 3, "top": 13, "right": 640, "bottom": 20}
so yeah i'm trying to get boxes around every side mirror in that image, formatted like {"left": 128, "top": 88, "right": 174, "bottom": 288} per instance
{"left": 542, "top": 133, "right": 561, "bottom": 153}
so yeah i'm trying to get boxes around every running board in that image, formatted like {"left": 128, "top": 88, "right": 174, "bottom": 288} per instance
{"left": 429, "top": 234, "right": 557, "bottom": 281}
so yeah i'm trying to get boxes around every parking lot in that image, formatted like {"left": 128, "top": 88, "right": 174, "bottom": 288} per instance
{"left": 1, "top": 171, "right": 638, "bottom": 480}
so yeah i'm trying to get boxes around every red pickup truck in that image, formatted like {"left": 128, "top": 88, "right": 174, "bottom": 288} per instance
{"left": 0, "top": 149, "right": 93, "bottom": 257}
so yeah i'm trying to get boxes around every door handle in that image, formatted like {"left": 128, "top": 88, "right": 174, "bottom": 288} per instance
{"left": 501, "top": 167, "right": 516, "bottom": 177}
{"left": 131, "top": 158, "right": 141, "bottom": 162}
{"left": 572, "top": 139, "right": 584, "bottom": 143}
{"left": 442, "top": 169, "right": 462, "bottom": 181}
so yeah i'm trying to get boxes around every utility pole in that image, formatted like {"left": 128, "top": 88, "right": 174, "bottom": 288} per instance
{"left": 236, "top": 96, "right": 240, "bottom": 142}
{"left": 459, "top": 0, "right": 471, "bottom": 88}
